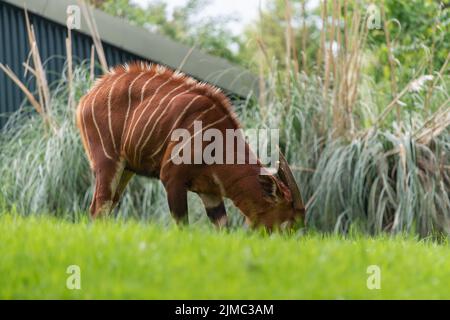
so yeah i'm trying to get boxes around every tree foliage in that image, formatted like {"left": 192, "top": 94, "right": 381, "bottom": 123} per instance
{"left": 92, "top": 0, "right": 449, "bottom": 88}
{"left": 92, "top": 0, "right": 244, "bottom": 64}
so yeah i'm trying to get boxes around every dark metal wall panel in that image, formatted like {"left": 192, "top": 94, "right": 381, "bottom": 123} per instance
{"left": 0, "top": 1, "right": 146, "bottom": 128}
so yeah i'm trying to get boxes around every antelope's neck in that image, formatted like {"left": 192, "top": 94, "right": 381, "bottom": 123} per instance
{"left": 214, "top": 163, "right": 267, "bottom": 218}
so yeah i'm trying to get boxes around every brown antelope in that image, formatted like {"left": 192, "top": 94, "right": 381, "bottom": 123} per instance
{"left": 76, "top": 62, "right": 305, "bottom": 229}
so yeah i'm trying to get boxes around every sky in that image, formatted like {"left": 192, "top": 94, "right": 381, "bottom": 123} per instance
{"left": 131, "top": 0, "right": 263, "bottom": 34}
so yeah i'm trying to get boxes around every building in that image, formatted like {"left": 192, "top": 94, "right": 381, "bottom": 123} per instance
{"left": 0, "top": 0, "right": 257, "bottom": 127}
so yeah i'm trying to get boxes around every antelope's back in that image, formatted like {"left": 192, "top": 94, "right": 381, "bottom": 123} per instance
{"left": 76, "top": 62, "right": 240, "bottom": 171}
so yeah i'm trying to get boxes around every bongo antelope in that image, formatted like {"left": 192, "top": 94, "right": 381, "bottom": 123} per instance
{"left": 76, "top": 62, "right": 305, "bottom": 229}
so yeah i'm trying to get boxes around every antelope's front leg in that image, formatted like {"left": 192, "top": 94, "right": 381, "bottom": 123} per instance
{"left": 162, "top": 178, "right": 189, "bottom": 225}
{"left": 90, "top": 159, "right": 125, "bottom": 218}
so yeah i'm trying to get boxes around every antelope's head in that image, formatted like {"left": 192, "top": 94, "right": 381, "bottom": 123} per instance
{"left": 251, "top": 152, "right": 305, "bottom": 230}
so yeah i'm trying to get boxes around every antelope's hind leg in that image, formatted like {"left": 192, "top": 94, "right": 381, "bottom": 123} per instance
{"left": 90, "top": 160, "right": 125, "bottom": 219}
{"left": 199, "top": 193, "right": 227, "bottom": 228}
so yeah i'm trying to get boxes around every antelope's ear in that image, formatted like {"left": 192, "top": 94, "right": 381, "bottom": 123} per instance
{"left": 258, "top": 174, "right": 292, "bottom": 202}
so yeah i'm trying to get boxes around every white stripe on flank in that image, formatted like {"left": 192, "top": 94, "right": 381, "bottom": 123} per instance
{"left": 108, "top": 73, "right": 128, "bottom": 154}
{"left": 149, "top": 99, "right": 214, "bottom": 159}
{"left": 80, "top": 98, "right": 93, "bottom": 165}
{"left": 123, "top": 72, "right": 160, "bottom": 150}
{"left": 128, "top": 76, "right": 176, "bottom": 162}
{"left": 134, "top": 83, "right": 188, "bottom": 163}
{"left": 91, "top": 89, "right": 114, "bottom": 160}
{"left": 163, "top": 114, "right": 229, "bottom": 168}
{"left": 120, "top": 72, "right": 146, "bottom": 143}
{"left": 141, "top": 73, "right": 159, "bottom": 103}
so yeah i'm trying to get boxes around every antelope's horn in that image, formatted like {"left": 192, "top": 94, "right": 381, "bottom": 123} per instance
{"left": 278, "top": 152, "right": 304, "bottom": 211}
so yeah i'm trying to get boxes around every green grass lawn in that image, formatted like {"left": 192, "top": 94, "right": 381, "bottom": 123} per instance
{"left": 0, "top": 213, "right": 449, "bottom": 299}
